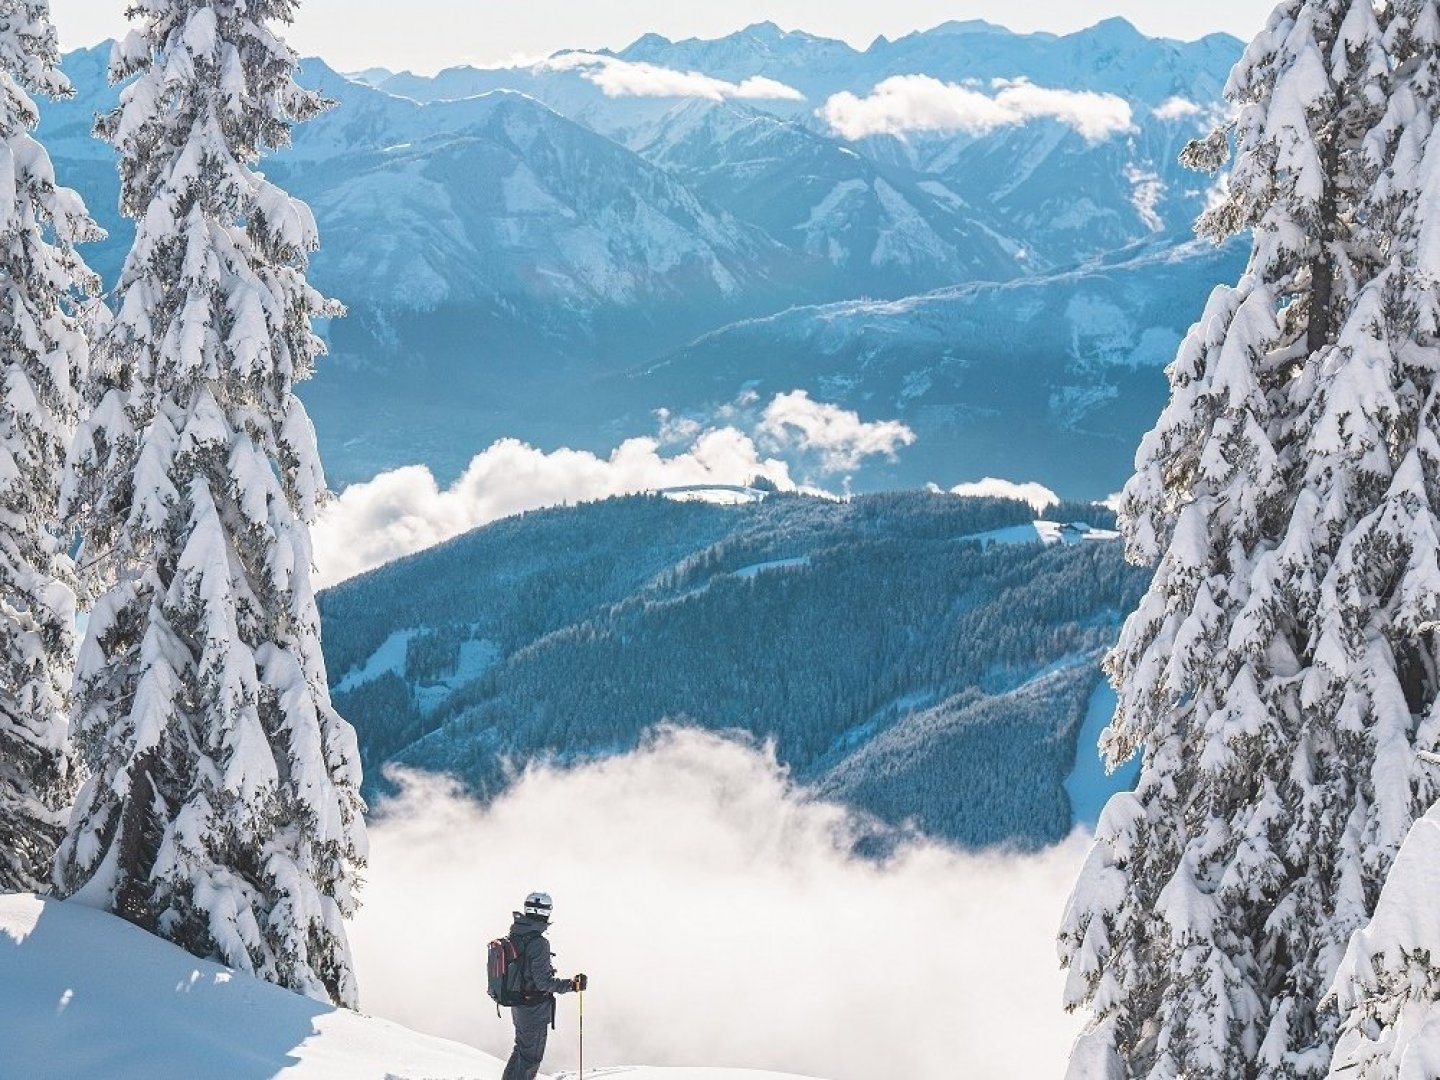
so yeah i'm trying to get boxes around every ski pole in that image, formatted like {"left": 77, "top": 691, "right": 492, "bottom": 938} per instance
{"left": 579, "top": 989, "right": 585, "bottom": 1080}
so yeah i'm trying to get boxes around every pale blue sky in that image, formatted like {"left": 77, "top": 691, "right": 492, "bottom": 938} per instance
{"left": 49, "top": 0, "right": 1276, "bottom": 74}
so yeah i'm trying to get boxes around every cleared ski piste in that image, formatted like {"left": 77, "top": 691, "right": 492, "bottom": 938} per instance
{"left": 0, "top": 894, "right": 824, "bottom": 1080}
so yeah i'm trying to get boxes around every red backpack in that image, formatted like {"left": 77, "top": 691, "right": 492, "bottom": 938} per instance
{"left": 487, "top": 934, "right": 525, "bottom": 1011}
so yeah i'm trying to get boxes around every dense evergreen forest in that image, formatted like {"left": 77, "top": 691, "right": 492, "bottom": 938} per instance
{"left": 320, "top": 491, "right": 1146, "bottom": 847}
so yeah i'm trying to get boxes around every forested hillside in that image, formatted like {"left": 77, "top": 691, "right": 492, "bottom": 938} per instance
{"left": 320, "top": 491, "right": 1147, "bottom": 847}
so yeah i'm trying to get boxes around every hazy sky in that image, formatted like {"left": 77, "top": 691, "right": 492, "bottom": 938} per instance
{"left": 49, "top": 1, "right": 1277, "bottom": 74}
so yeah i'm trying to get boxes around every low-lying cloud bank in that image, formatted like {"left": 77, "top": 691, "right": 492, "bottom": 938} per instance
{"left": 351, "top": 728, "right": 1086, "bottom": 1080}
{"left": 312, "top": 391, "right": 913, "bottom": 587}
{"left": 542, "top": 51, "right": 805, "bottom": 101}
{"left": 820, "top": 75, "right": 1134, "bottom": 142}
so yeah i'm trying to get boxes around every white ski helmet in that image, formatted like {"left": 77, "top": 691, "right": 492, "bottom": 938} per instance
{"left": 524, "top": 891, "right": 554, "bottom": 919}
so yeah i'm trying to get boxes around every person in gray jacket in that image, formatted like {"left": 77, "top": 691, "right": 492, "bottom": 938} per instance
{"left": 501, "top": 891, "right": 587, "bottom": 1080}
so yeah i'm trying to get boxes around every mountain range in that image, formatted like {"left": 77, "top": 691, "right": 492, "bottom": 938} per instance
{"left": 41, "top": 18, "right": 1246, "bottom": 496}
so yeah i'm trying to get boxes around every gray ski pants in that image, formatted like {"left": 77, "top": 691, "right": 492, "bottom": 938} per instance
{"left": 501, "top": 1000, "right": 552, "bottom": 1080}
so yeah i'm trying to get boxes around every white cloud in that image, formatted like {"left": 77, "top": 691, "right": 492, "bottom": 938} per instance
{"left": 540, "top": 51, "right": 805, "bottom": 101}
{"left": 820, "top": 74, "right": 1134, "bottom": 143}
{"left": 949, "top": 477, "right": 1060, "bottom": 511}
{"left": 1152, "top": 96, "right": 1203, "bottom": 121}
{"left": 313, "top": 430, "right": 794, "bottom": 588}
{"left": 757, "top": 389, "right": 917, "bottom": 472}
{"left": 313, "top": 393, "right": 915, "bottom": 587}
{"left": 351, "top": 727, "right": 1087, "bottom": 1080}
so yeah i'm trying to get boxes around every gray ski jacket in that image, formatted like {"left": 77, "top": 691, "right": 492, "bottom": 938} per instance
{"left": 508, "top": 913, "right": 573, "bottom": 1002}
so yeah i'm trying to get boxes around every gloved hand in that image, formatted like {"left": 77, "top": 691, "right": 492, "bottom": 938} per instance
{"left": 571, "top": 973, "right": 588, "bottom": 992}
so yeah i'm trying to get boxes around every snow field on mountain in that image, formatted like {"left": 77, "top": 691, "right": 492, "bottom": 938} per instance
{"left": 333, "top": 628, "right": 420, "bottom": 692}
{"left": 1065, "top": 683, "right": 1140, "bottom": 830}
{"left": 964, "top": 520, "right": 1120, "bottom": 548}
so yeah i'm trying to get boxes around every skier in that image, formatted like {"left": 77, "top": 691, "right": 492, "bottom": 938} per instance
{"left": 501, "top": 891, "right": 587, "bottom": 1080}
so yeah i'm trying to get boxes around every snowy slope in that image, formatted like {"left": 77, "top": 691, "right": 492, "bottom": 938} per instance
{"left": 632, "top": 99, "right": 1025, "bottom": 296}
{"left": 0, "top": 893, "right": 825, "bottom": 1080}
{"left": 280, "top": 65, "right": 795, "bottom": 316}
{"left": 1064, "top": 682, "right": 1140, "bottom": 830}
{"left": 0, "top": 893, "right": 502, "bottom": 1080}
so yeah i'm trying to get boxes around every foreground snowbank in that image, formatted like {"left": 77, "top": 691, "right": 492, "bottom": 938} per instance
{"left": 0, "top": 894, "right": 823, "bottom": 1080}
{"left": 0, "top": 893, "right": 501, "bottom": 1079}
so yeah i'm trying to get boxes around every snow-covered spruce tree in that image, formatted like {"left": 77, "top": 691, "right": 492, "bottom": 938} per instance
{"left": 0, "top": 1, "right": 102, "bottom": 894}
{"left": 53, "top": 1, "right": 366, "bottom": 1007}
{"left": 1321, "top": 4, "right": 1440, "bottom": 1075}
{"left": 1057, "top": 2, "right": 1440, "bottom": 1076}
